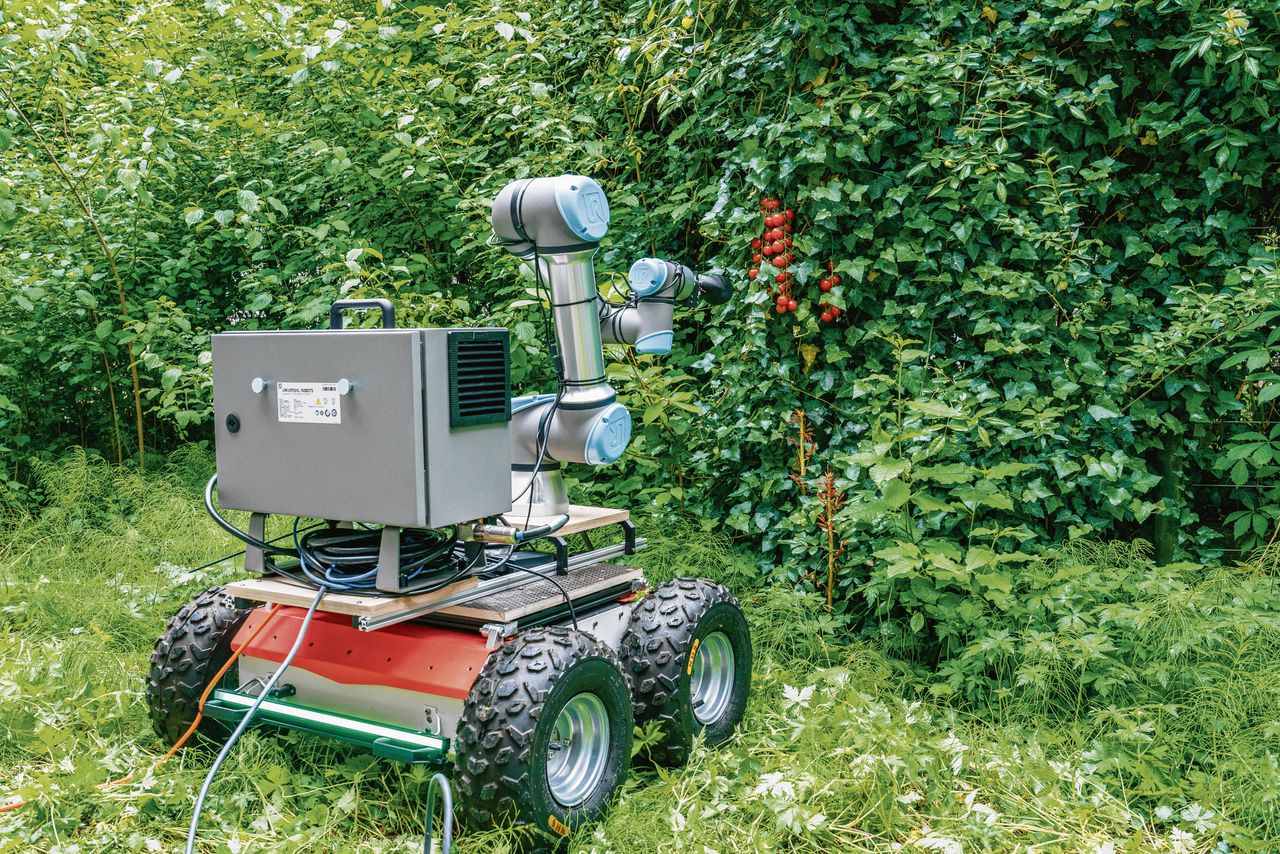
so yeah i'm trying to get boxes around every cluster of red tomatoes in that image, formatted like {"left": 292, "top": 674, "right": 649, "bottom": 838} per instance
{"left": 747, "top": 197, "right": 797, "bottom": 313}
{"left": 747, "top": 198, "right": 844, "bottom": 325}
{"left": 816, "top": 261, "right": 843, "bottom": 325}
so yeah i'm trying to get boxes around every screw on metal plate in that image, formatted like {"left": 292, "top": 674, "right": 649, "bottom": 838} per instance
{"left": 226, "top": 413, "right": 241, "bottom": 434}
{"left": 336, "top": 378, "right": 352, "bottom": 396}
{"left": 250, "top": 377, "right": 270, "bottom": 394}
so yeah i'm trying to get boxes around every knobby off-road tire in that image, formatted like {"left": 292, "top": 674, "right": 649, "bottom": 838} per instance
{"left": 146, "top": 585, "right": 251, "bottom": 746}
{"left": 620, "top": 578, "right": 752, "bottom": 765}
{"left": 454, "top": 627, "right": 633, "bottom": 841}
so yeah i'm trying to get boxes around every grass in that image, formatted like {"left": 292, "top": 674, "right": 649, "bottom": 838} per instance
{"left": 0, "top": 451, "right": 1272, "bottom": 852}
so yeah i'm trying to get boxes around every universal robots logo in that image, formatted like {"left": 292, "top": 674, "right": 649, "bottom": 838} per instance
{"left": 581, "top": 185, "right": 606, "bottom": 226}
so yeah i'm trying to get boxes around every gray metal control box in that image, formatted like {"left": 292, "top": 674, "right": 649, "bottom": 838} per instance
{"left": 212, "top": 327, "right": 512, "bottom": 529}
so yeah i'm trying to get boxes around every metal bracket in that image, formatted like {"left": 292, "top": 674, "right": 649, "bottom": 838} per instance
{"left": 376, "top": 526, "right": 402, "bottom": 593}
{"left": 244, "top": 512, "right": 269, "bottom": 574}
{"left": 423, "top": 705, "right": 441, "bottom": 735}
{"left": 549, "top": 536, "right": 569, "bottom": 575}
{"left": 620, "top": 519, "right": 637, "bottom": 555}
{"left": 480, "top": 621, "right": 519, "bottom": 650}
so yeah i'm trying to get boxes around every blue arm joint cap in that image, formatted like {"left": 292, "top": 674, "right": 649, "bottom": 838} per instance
{"left": 634, "top": 331, "right": 674, "bottom": 355}
{"left": 553, "top": 176, "right": 610, "bottom": 242}
{"left": 584, "top": 403, "right": 633, "bottom": 465}
{"left": 627, "top": 258, "right": 668, "bottom": 297}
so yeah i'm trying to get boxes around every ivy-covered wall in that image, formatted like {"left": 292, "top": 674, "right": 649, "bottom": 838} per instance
{"left": 2, "top": 0, "right": 1279, "bottom": 636}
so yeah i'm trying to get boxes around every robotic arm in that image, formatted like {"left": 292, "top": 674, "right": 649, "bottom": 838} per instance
{"left": 490, "top": 175, "right": 729, "bottom": 516}
{"left": 599, "top": 258, "right": 731, "bottom": 355}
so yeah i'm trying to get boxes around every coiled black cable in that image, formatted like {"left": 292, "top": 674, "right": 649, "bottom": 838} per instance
{"left": 291, "top": 522, "right": 463, "bottom": 594}
{"left": 203, "top": 474, "right": 468, "bottom": 595}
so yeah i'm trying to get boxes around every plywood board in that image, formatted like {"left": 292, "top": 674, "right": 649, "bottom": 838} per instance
{"left": 224, "top": 574, "right": 481, "bottom": 619}
{"left": 513, "top": 505, "right": 628, "bottom": 537}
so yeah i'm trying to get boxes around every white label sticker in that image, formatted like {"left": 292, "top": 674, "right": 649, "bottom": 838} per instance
{"left": 276, "top": 382, "right": 342, "bottom": 424}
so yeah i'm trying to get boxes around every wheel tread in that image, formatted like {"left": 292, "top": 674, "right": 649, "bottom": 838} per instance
{"left": 620, "top": 578, "right": 749, "bottom": 764}
{"left": 454, "top": 626, "right": 628, "bottom": 833}
{"left": 144, "top": 586, "right": 250, "bottom": 745}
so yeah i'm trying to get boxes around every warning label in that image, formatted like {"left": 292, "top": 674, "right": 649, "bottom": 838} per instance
{"left": 277, "top": 382, "right": 342, "bottom": 425}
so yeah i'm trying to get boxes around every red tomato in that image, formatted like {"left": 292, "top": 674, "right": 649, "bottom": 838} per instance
{"left": 751, "top": 238, "right": 762, "bottom": 250}
{"left": 787, "top": 299, "right": 798, "bottom": 311}
{"left": 772, "top": 256, "right": 786, "bottom": 268}
{"left": 819, "top": 279, "right": 832, "bottom": 292}
{"left": 820, "top": 311, "right": 833, "bottom": 323}
{"left": 748, "top": 268, "right": 759, "bottom": 280}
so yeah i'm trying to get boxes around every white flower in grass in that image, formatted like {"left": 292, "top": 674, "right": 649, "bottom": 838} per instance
{"left": 970, "top": 801, "right": 999, "bottom": 826}
{"left": 782, "top": 684, "right": 815, "bottom": 709}
{"left": 849, "top": 753, "right": 877, "bottom": 780}
{"left": 1154, "top": 805, "right": 1175, "bottom": 822}
{"left": 753, "top": 771, "right": 796, "bottom": 800}
{"left": 915, "top": 835, "right": 962, "bottom": 854}
{"left": 1091, "top": 842, "right": 1116, "bottom": 854}
{"left": 1181, "top": 803, "right": 1216, "bottom": 833}
{"left": 1169, "top": 827, "right": 1194, "bottom": 854}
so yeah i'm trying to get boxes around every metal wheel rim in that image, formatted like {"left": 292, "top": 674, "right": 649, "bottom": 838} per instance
{"left": 691, "top": 631, "right": 736, "bottom": 725}
{"left": 546, "top": 692, "right": 611, "bottom": 808}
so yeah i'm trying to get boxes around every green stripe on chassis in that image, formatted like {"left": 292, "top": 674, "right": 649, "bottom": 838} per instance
{"left": 203, "top": 689, "right": 450, "bottom": 765}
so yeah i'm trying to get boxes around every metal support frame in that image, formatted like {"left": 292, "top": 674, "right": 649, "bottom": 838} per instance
{"left": 244, "top": 512, "right": 269, "bottom": 574}
{"left": 376, "top": 525, "right": 402, "bottom": 593}
{"left": 355, "top": 534, "right": 647, "bottom": 631}
{"left": 204, "top": 688, "right": 448, "bottom": 766}
{"left": 549, "top": 536, "right": 569, "bottom": 575}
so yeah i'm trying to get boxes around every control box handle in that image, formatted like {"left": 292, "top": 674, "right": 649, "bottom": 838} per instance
{"left": 329, "top": 298, "right": 395, "bottom": 330}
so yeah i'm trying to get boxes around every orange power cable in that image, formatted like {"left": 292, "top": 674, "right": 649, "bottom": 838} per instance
{"left": 0, "top": 603, "right": 283, "bottom": 814}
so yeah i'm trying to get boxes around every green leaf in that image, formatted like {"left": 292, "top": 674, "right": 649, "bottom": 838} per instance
{"left": 907, "top": 399, "right": 963, "bottom": 419}
{"left": 883, "top": 478, "right": 910, "bottom": 508}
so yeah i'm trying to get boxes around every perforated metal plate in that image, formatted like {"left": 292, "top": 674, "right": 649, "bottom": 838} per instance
{"left": 434, "top": 563, "right": 642, "bottom": 622}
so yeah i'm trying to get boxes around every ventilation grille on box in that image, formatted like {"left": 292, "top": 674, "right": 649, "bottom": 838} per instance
{"left": 448, "top": 330, "right": 511, "bottom": 428}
